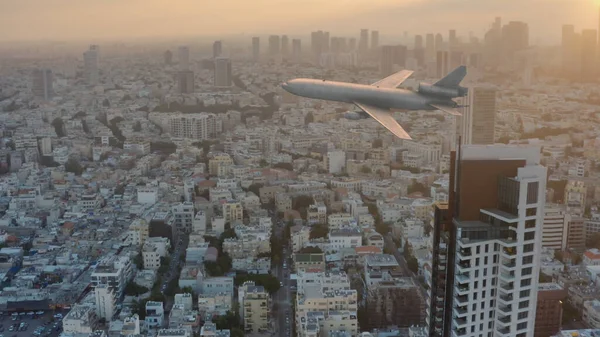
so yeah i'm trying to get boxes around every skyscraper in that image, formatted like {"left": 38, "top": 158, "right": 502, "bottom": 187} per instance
{"left": 348, "top": 38, "right": 357, "bottom": 51}
{"left": 425, "top": 33, "right": 435, "bottom": 60}
{"left": 502, "top": 21, "right": 529, "bottom": 56}
{"left": 252, "top": 37, "right": 260, "bottom": 62}
{"left": 32, "top": 68, "right": 54, "bottom": 100}
{"left": 292, "top": 39, "right": 302, "bottom": 63}
{"left": 459, "top": 87, "right": 497, "bottom": 145}
{"left": 268, "top": 35, "right": 280, "bottom": 57}
{"left": 281, "top": 35, "right": 290, "bottom": 58}
{"left": 393, "top": 45, "right": 408, "bottom": 67}
{"left": 323, "top": 31, "right": 330, "bottom": 52}
{"left": 178, "top": 46, "right": 190, "bottom": 71}
{"left": 436, "top": 51, "right": 450, "bottom": 78}
{"left": 83, "top": 47, "right": 99, "bottom": 85}
{"left": 213, "top": 40, "right": 222, "bottom": 58}
{"left": 359, "top": 29, "right": 369, "bottom": 53}
{"left": 581, "top": 29, "right": 598, "bottom": 80}
{"left": 380, "top": 45, "right": 395, "bottom": 76}
{"left": 177, "top": 71, "right": 194, "bottom": 94}
{"left": 164, "top": 50, "right": 173, "bottom": 65}
{"left": 214, "top": 57, "right": 232, "bottom": 87}
{"left": 427, "top": 145, "right": 547, "bottom": 337}
{"left": 311, "top": 31, "right": 326, "bottom": 63}
{"left": 414, "top": 35, "right": 424, "bottom": 50}
{"left": 435, "top": 33, "right": 444, "bottom": 52}
{"left": 448, "top": 29, "right": 457, "bottom": 47}
{"left": 371, "top": 30, "right": 379, "bottom": 50}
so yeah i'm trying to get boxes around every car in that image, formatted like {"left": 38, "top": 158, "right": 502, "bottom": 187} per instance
{"left": 36, "top": 311, "right": 44, "bottom": 315}
{"left": 280, "top": 281, "right": 283, "bottom": 286}
{"left": 26, "top": 312, "right": 34, "bottom": 316}
{"left": 8, "top": 327, "right": 13, "bottom": 332}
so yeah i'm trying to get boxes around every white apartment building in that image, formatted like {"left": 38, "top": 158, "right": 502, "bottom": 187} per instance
{"left": 157, "top": 329, "right": 190, "bottom": 337}
{"left": 143, "top": 237, "right": 170, "bottom": 270}
{"left": 208, "top": 153, "right": 233, "bottom": 176}
{"left": 329, "top": 228, "right": 363, "bottom": 251}
{"left": 193, "top": 211, "right": 207, "bottom": 234}
{"left": 583, "top": 299, "right": 600, "bottom": 328}
{"left": 325, "top": 150, "right": 346, "bottom": 174}
{"left": 145, "top": 301, "right": 165, "bottom": 328}
{"left": 174, "top": 293, "right": 194, "bottom": 311}
{"left": 128, "top": 219, "right": 149, "bottom": 246}
{"left": 449, "top": 145, "right": 547, "bottom": 337}
{"left": 91, "top": 255, "right": 134, "bottom": 300}
{"left": 172, "top": 202, "right": 195, "bottom": 235}
{"left": 307, "top": 204, "right": 327, "bottom": 225}
{"left": 169, "top": 113, "right": 219, "bottom": 140}
{"left": 327, "top": 213, "right": 356, "bottom": 230}
{"left": 95, "top": 284, "right": 115, "bottom": 320}
{"left": 222, "top": 200, "right": 243, "bottom": 224}
{"left": 541, "top": 204, "right": 570, "bottom": 250}
{"left": 62, "top": 304, "right": 98, "bottom": 334}
{"left": 137, "top": 187, "right": 158, "bottom": 204}
{"left": 238, "top": 282, "right": 270, "bottom": 334}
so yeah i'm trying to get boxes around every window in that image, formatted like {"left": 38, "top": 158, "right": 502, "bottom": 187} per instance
{"left": 522, "top": 267, "right": 532, "bottom": 276}
{"left": 524, "top": 232, "right": 535, "bottom": 241}
{"left": 518, "top": 311, "right": 528, "bottom": 320}
{"left": 519, "top": 290, "right": 530, "bottom": 298}
{"left": 526, "top": 208, "right": 537, "bottom": 216}
{"left": 522, "top": 256, "right": 533, "bottom": 265}
{"left": 527, "top": 182, "right": 539, "bottom": 204}
{"left": 517, "top": 322, "right": 527, "bottom": 331}
{"left": 523, "top": 244, "right": 534, "bottom": 253}
{"left": 519, "top": 300, "right": 529, "bottom": 309}
{"left": 520, "top": 278, "right": 531, "bottom": 287}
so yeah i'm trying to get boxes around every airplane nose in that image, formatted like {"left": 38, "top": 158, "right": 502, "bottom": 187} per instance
{"left": 282, "top": 81, "right": 290, "bottom": 92}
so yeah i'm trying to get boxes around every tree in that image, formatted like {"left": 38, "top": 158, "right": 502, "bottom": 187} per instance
{"left": 539, "top": 271, "right": 552, "bottom": 283}
{"left": 406, "top": 256, "right": 419, "bottom": 274}
{"left": 587, "top": 233, "right": 600, "bottom": 249}
{"left": 133, "top": 121, "right": 142, "bottom": 132}
{"left": 298, "top": 246, "right": 323, "bottom": 254}
{"left": 124, "top": 281, "right": 149, "bottom": 296}
{"left": 259, "top": 159, "right": 268, "bottom": 167}
{"left": 360, "top": 165, "right": 372, "bottom": 174}
{"left": 309, "top": 223, "right": 328, "bottom": 239}
{"left": 273, "top": 162, "right": 293, "bottom": 171}
{"left": 214, "top": 311, "right": 242, "bottom": 330}
{"left": 293, "top": 195, "right": 313, "bottom": 210}
{"left": 248, "top": 183, "right": 264, "bottom": 196}
{"left": 304, "top": 112, "right": 314, "bottom": 125}
{"left": 234, "top": 273, "right": 281, "bottom": 294}
{"left": 64, "top": 157, "right": 84, "bottom": 175}
{"left": 133, "top": 251, "right": 144, "bottom": 270}
{"left": 407, "top": 180, "right": 429, "bottom": 196}
{"left": 372, "top": 138, "right": 383, "bottom": 148}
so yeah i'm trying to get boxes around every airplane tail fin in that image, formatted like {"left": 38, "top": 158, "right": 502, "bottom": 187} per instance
{"left": 434, "top": 65, "right": 467, "bottom": 95}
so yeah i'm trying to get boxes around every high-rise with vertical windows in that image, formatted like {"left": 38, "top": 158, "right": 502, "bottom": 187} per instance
{"left": 426, "top": 145, "right": 547, "bottom": 337}
{"left": 214, "top": 57, "right": 232, "bottom": 87}
{"left": 212, "top": 40, "right": 222, "bottom": 58}
{"left": 32, "top": 68, "right": 53, "bottom": 100}
{"left": 292, "top": 39, "right": 302, "bottom": 63}
{"left": 252, "top": 37, "right": 260, "bottom": 62}
{"left": 281, "top": 35, "right": 289, "bottom": 58}
{"left": 83, "top": 47, "right": 99, "bottom": 85}
{"left": 268, "top": 35, "right": 280, "bottom": 56}
{"left": 458, "top": 87, "right": 497, "bottom": 146}
{"left": 371, "top": 30, "right": 379, "bottom": 50}
{"left": 178, "top": 46, "right": 190, "bottom": 71}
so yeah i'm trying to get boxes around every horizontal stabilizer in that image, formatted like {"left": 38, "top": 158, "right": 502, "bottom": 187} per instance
{"left": 430, "top": 103, "right": 462, "bottom": 116}
{"left": 371, "top": 70, "right": 414, "bottom": 88}
{"left": 354, "top": 101, "right": 412, "bottom": 140}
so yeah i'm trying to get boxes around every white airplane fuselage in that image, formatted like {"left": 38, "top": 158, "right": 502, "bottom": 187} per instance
{"left": 282, "top": 78, "right": 452, "bottom": 110}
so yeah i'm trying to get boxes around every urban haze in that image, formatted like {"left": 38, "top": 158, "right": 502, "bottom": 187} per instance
{"left": 0, "top": 1, "right": 600, "bottom": 337}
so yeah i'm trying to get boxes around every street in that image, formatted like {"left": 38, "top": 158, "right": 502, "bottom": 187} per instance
{"left": 271, "top": 215, "right": 293, "bottom": 337}
{"left": 161, "top": 236, "right": 187, "bottom": 312}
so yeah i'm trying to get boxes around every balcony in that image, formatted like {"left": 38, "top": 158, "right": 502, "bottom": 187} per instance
{"left": 456, "top": 295, "right": 468, "bottom": 305}
{"left": 456, "top": 261, "right": 471, "bottom": 272}
{"left": 499, "top": 305, "right": 512, "bottom": 313}
{"left": 501, "top": 247, "right": 516, "bottom": 259}
{"left": 498, "top": 294, "right": 513, "bottom": 303}
{"left": 458, "top": 248, "right": 471, "bottom": 258}
{"left": 502, "top": 261, "right": 516, "bottom": 269}
{"left": 500, "top": 272, "right": 515, "bottom": 281}
{"left": 497, "top": 327, "right": 510, "bottom": 335}
{"left": 455, "top": 285, "right": 469, "bottom": 295}
{"left": 455, "top": 273, "right": 469, "bottom": 284}
{"left": 500, "top": 283, "right": 514, "bottom": 292}
{"left": 453, "top": 306, "right": 467, "bottom": 317}
{"left": 452, "top": 328, "right": 467, "bottom": 337}
{"left": 453, "top": 317, "right": 467, "bottom": 327}
{"left": 496, "top": 315, "right": 511, "bottom": 327}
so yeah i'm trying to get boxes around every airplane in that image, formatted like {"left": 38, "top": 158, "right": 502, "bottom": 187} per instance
{"left": 281, "top": 65, "right": 468, "bottom": 140}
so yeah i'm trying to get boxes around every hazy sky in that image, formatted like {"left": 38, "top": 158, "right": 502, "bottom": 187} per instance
{"left": 0, "top": 0, "right": 597, "bottom": 43}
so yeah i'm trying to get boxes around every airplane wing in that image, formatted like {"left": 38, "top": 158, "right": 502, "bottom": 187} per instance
{"left": 354, "top": 102, "right": 412, "bottom": 140}
{"left": 371, "top": 70, "right": 414, "bottom": 88}
{"left": 429, "top": 103, "right": 462, "bottom": 116}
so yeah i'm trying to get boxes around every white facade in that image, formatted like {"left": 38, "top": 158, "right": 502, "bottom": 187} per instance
{"left": 325, "top": 150, "right": 346, "bottom": 174}
{"left": 450, "top": 145, "right": 546, "bottom": 337}
{"left": 95, "top": 284, "right": 115, "bottom": 320}
{"left": 541, "top": 204, "right": 570, "bottom": 250}
{"left": 138, "top": 187, "right": 159, "bottom": 204}
{"left": 169, "top": 113, "right": 219, "bottom": 140}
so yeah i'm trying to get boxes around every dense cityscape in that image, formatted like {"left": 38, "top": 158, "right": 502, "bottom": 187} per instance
{"left": 1, "top": 2, "right": 600, "bottom": 337}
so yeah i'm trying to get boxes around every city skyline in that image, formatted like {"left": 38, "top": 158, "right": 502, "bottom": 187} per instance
{"left": 0, "top": 0, "right": 598, "bottom": 43}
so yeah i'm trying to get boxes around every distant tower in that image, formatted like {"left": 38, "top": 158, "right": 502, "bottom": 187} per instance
{"left": 371, "top": 30, "right": 379, "bottom": 50}
{"left": 459, "top": 87, "right": 497, "bottom": 145}
{"left": 32, "top": 69, "right": 54, "bottom": 100}
{"left": 292, "top": 39, "right": 302, "bottom": 63}
{"left": 268, "top": 35, "right": 280, "bottom": 56}
{"left": 213, "top": 40, "right": 223, "bottom": 58}
{"left": 214, "top": 57, "right": 232, "bottom": 87}
{"left": 323, "top": 31, "right": 330, "bottom": 52}
{"left": 164, "top": 50, "right": 173, "bottom": 65}
{"left": 425, "top": 33, "right": 435, "bottom": 60}
{"left": 561, "top": 25, "right": 579, "bottom": 74}
{"left": 414, "top": 35, "right": 423, "bottom": 49}
{"left": 436, "top": 51, "right": 450, "bottom": 78}
{"left": 449, "top": 29, "right": 457, "bottom": 47}
{"left": 90, "top": 44, "right": 101, "bottom": 63}
{"left": 178, "top": 46, "right": 190, "bottom": 71}
{"left": 177, "top": 71, "right": 194, "bottom": 94}
{"left": 281, "top": 35, "right": 290, "bottom": 58}
{"left": 252, "top": 37, "right": 260, "bottom": 62}
{"left": 359, "top": 29, "right": 369, "bottom": 54}
{"left": 83, "top": 47, "right": 99, "bottom": 85}
{"left": 435, "top": 33, "right": 444, "bottom": 51}
{"left": 348, "top": 38, "right": 357, "bottom": 51}
{"left": 380, "top": 45, "right": 394, "bottom": 76}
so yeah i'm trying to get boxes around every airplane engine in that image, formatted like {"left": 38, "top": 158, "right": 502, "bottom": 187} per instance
{"left": 343, "top": 111, "right": 369, "bottom": 120}
{"left": 418, "top": 83, "right": 467, "bottom": 98}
